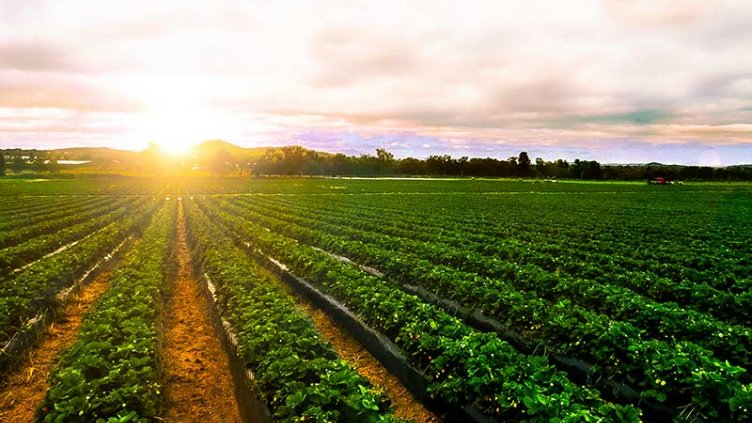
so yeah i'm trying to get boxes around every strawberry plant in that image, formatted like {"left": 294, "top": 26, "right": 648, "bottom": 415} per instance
{"left": 39, "top": 200, "right": 176, "bottom": 422}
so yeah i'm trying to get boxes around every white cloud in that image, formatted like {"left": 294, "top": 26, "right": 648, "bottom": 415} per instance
{"left": 0, "top": 0, "right": 750, "bottom": 163}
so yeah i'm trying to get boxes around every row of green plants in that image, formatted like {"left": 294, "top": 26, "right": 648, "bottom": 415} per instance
{"left": 269, "top": 192, "right": 751, "bottom": 290}
{"left": 0, "top": 195, "right": 100, "bottom": 229}
{"left": 197, "top": 197, "right": 642, "bottom": 422}
{"left": 0, "top": 198, "right": 159, "bottom": 353}
{"left": 0, "top": 195, "right": 63, "bottom": 213}
{"left": 0, "top": 195, "right": 109, "bottom": 233}
{"left": 216, "top": 197, "right": 752, "bottom": 421}
{"left": 39, "top": 201, "right": 176, "bottom": 422}
{"left": 0, "top": 178, "right": 180, "bottom": 197}
{"left": 233, "top": 197, "right": 752, "bottom": 369}
{"left": 0, "top": 195, "right": 120, "bottom": 248}
{"left": 0, "top": 196, "right": 150, "bottom": 275}
{"left": 253, "top": 195, "right": 751, "bottom": 327}
{"left": 183, "top": 200, "right": 400, "bottom": 422}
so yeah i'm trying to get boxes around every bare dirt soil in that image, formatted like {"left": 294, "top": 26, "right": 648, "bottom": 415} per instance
{"left": 159, "top": 204, "right": 242, "bottom": 423}
{"left": 0, "top": 271, "right": 112, "bottom": 423}
{"left": 297, "top": 301, "right": 440, "bottom": 423}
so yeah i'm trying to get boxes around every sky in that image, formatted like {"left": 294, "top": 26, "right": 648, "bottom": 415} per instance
{"left": 1, "top": 0, "right": 751, "bottom": 165}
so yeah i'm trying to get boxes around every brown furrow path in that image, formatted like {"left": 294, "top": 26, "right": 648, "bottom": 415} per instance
{"left": 296, "top": 301, "right": 441, "bottom": 423}
{"left": 159, "top": 202, "right": 241, "bottom": 423}
{"left": 0, "top": 270, "right": 112, "bottom": 423}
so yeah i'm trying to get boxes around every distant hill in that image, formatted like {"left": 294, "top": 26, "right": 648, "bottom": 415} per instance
{"left": 47, "top": 141, "right": 273, "bottom": 163}
{"left": 189, "top": 140, "right": 334, "bottom": 163}
{"left": 50, "top": 147, "right": 140, "bottom": 162}
{"left": 1, "top": 141, "right": 329, "bottom": 173}
{"left": 604, "top": 162, "right": 689, "bottom": 167}
{"left": 190, "top": 140, "right": 270, "bottom": 162}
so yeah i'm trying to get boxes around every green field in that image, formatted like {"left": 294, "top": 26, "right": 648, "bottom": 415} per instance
{"left": 1, "top": 177, "right": 750, "bottom": 422}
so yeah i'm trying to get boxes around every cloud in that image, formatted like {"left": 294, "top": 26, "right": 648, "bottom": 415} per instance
{"left": 603, "top": 0, "right": 712, "bottom": 28}
{"left": 693, "top": 72, "right": 752, "bottom": 100}
{"left": 0, "top": 1, "right": 751, "bottom": 164}
{"left": 0, "top": 40, "right": 76, "bottom": 72}
{"left": 307, "top": 27, "right": 424, "bottom": 88}
{"left": 0, "top": 72, "right": 139, "bottom": 112}
{"left": 564, "top": 110, "right": 675, "bottom": 126}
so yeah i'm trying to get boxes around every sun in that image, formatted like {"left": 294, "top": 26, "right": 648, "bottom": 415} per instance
{"left": 130, "top": 77, "right": 231, "bottom": 157}
{"left": 155, "top": 135, "right": 194, "bottom": 156}
{"left": 137, "top": 103, "right": 207, "bottom": 156}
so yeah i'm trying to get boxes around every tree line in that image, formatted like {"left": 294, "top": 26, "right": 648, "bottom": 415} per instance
{"left": 2, "top": 146, "right": 752, "bottom": 181}
{"left": 248, "top": 146, "right": 752, "bottom": 181}
{"left": 0, "top": 150, "right": 60, "bottom": 176}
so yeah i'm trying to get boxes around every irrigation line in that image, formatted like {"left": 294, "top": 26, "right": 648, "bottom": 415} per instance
{"left": 195, "top": 272, "right": 273, "bottom": 423}
{"left": 0, "top": 236, "right": 133, "bottom": 375}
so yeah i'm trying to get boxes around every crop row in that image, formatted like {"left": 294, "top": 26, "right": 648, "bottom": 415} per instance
{"left": 0, "top": 178, "right": 174, "bottom": 197}
{"left": 39, "top": 200, "right": 176, "bottom": 422}
{"left": 183, "top": 199, "right": 398, "bottom": 422}
{"left": 212, "top": 196, "right": 752, "bottom": 421}
{"left": 236, "top": 196, "right": 752, "bottom": 364}
{"left": 253, "top": 195, "right": 751, "bottom": 325}
{"left": 0, "top": 195, "right": 61, "bottom": 213}
{"left": 0, "top": 195, "right": 124, "bottom": 248}
{"left": 0, "top": 195, "right": 110, "bottom": 235}
{"left": 268, "top": 193, "right": 751, "bottom": 289}
{"left": 196, "top": 197, "right": 642, "bottom": 422}
{"left": 0, "top": 198, "right": 159, "bottom": 353}
{"left": 0, "top": 195, "right": 96, "bottom": 224}
{"left": 0, "top": 196, "right": 150, "bottom": 275}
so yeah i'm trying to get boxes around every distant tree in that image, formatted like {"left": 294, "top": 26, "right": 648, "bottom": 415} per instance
{"left": 48, "top": 158, "right": 60, "bottom": 174}
{"left": 375, "top": 148, "right": 395, "bottom": 175}
{"left": 534, "top": 157, "right": 546, "bottom": 176}
{"left": 257, "top": 148, "right": 282, "bottom": 175}
{"left": 395, "top": 157, "right": 425, "bottom": 175}
{"left": 465, "top": 157, "right": 500, "bottom": 176}
{"left": 426, "top": 155, "right": 452, "bottom": 175}
{"left": 456, "top": 156, "right": 469, "bottom": 175}
{"left": 33, "top": 156, "right": 47, "bottom": 172}
{"left": 698, "top": 166, "right": 714, "bottom": 180}
{"left": 517, "top": 151, "right": 531, "bottom": 177}
{"left": 330, "top": 153, "right": 350, "bottom": 175}
{"left": 375, "top": 148, "right": 394, "bottom": 162}
{"left": 302, "top": 150, "right": 322, "bottom": 175}
{"left": 589, "top": 160, "right": 603, "bottom": 179}
{"left": 571, "top": 159, "right": 584, "bottom": 179}
{"left": 567, "top": 159, "right": 602, "bottom": 179}
{"left": 0, "top": 152, "right": 5, "bottom": 176}
{"left": 208, "top": 148, "right": 232, "bottom": 175}
{"left": 12, "top": 156, "right": 25, "bottom": 174}
{"left": 355, "top": 154, "right": 379, "bottom": 175}
{"left": 281, "top": 145, "right": 308, "bottom": 175}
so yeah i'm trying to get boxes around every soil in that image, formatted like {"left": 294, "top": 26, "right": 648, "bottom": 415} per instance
{"left": 159, "top": 203, "right": 242, "bottom": 423}
{"left": 0, "top": 270, "right": 112, "bottom": 423}
{"left": 297, "top": 301, "right": 440, "bottom": 423}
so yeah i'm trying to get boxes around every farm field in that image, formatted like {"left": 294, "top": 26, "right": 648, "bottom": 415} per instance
{"left": 0, "top": 176, "right": 750, "bottom": 422}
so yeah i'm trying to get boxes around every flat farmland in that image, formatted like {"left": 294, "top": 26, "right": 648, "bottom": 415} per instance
{"left": 1, "top": 177, "right": 750, "bottom": 422}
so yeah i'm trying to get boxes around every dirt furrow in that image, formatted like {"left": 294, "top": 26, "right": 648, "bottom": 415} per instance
{"left": 296, "top": 301, "right": 440, "bottom": 423}
{"left": 160, "top": 203, "right": 241, "bottom": 422}
{"left": 0, "top": 271, "right": 112, "bottom": 423}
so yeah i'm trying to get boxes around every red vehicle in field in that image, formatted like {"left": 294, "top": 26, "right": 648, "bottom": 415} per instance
{"left": 649, "top": 177, "right": 668, "bottom": 185}
{"left": 649, "top": 177, "right": 684, "bottom": 185}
